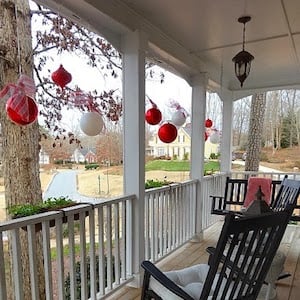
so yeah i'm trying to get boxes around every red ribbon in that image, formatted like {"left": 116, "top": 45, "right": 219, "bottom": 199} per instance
{"left": 0, "top": 75, "right": 36, "bottom": 123}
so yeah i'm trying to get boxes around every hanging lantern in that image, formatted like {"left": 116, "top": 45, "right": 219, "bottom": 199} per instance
{"left": 6, "top": 95, "right": 38, "bottom": 126}
{"left": 210, "top": 131, "right": 220, "bottom": 144}
{"left": 158, "top": 122, "right": 177, "bottom": 143}
{"left": 51, "top": 64, "right": 72, "bottom": 89}
{"left": 171, "top": 110, "right": 186, "bottom": 127}
{"left": 205, "top": 118, "right": 213, "bottom": 128}
{"left": 80, "top": 112, "right": 103, "bottom": 136}
{"left": 145, "top": 107, "right": 162, "bottom": 125}
{"left": 232, "top": 16, "right": 254, "bottom": 87}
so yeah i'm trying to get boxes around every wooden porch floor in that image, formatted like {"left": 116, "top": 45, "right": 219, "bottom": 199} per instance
{"left": 106, "top": 221, "right": 300, "bottom": 300}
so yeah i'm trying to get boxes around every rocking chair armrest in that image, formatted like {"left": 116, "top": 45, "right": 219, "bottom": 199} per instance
{"left": 141, "top": 260, "right": 194, "bottom": 300}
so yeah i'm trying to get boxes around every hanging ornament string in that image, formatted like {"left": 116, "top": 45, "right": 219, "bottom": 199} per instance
{"left": 146, "top": 95, "right": 158, "bottom": 108}
{"left": 145, "top": 95, "right": 162, "bottom": 125}
{"left": 71, "top": 91, "right": 105, "bottom": 136}
{"left": 50, "top": 8, "right": 72, "bottom": 90}
{"left": 14, "top": 4, "right": 22, "bottom": 75}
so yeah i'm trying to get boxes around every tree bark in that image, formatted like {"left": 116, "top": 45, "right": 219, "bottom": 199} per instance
{"left": 0, "top": 1, "right": 45, "bottom": 299}
{"left": 245, "top": 93, "right": 266, "bottom": 172}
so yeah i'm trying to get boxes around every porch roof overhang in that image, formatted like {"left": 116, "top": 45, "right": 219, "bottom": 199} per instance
{"left": 37, "top": 0, "right": 300, "bottom": 100}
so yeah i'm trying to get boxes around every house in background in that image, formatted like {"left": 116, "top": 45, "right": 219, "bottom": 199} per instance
{"left": 72, "top": 148, "right": 97, "bottom": 163}
{"left": 39, "top": 148, "right": 50, "bottom": 165}
{"left": 148, "top": 124, "right": 219, "bottom": 160}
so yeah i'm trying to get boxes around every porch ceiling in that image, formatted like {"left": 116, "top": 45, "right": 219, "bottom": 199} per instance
{"left": 38, "top": 0, "right": 300, "bottom": 99}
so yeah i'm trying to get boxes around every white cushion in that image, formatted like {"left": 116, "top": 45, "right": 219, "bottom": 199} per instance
{"left": 148, "top": 258, "right": 282, "bottom": 300}
{"left": 149, "top": 264, "right": 221, "bottom": 299}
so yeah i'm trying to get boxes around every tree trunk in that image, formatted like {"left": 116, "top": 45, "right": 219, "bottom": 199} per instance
{"left": 245, "top": 93, "right": 266, "bottom": 172}
{"left": 0, "top": 1, "right": 45, "bottom": 299}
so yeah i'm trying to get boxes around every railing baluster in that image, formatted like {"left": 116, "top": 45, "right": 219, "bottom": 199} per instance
{"left": 114, "top": 203, "right": 120, "bottom": 286}
{"left": 67, "top": 216, "right": 76, "bottom": 300}
{"left": 27, "top": 225, "right": 39, "bottom": 300}
{"left": 11, "top": 229, "right": 23, "bottom": 300}
{"left": 0, "top": 232, "right": 7, "bottom": 300}
{"left": 126, "top": 198, "right": 133, "bottom": 277}
{"left": 162, "top": 189, "right": 167, "bottom": 255}
{"left": 97, "top": 206, "right": 105, "bottom": 295}
{"left": 158, "top": 190, "right": 163, "bottom": 257}
{"left": 79, "top": 212, "right": 87, "bottom": 299}
{"left": 106, "top": 205, "right": 113, "bottom": 290}
{"left": 89, "top": 208, "right": 96, "bottom": 300}
{"left": 42, "top": 221, "right": 53, "bottom": 300}
{"left": 144, "top": 193, "right": 150, "bottom": 260}
{"left": 55, "top": 218, "right": 64, "bottom": 300}
{"left": 150, "top": 193, "right": 155, "bottom": 261}
{"left": 121, "top": 201, "right": 126, "bottom": 280}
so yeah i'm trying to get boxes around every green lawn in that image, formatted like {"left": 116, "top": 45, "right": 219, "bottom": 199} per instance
{"left": 145, "top": 160, "right": 220, "bottom": 173}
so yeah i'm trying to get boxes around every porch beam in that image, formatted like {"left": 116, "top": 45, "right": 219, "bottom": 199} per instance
{"left": 121, "top": 30, "right": 146, "bottom": 287}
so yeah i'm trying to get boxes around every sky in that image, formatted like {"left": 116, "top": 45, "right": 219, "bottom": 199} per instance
{"left": 29, "top": 0, "right": 225, "bottom": 137}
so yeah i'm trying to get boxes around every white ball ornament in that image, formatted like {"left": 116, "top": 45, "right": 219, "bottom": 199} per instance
{"left": 210, "top": 131, "right": 220, "bottom": 144}
{"left": 80, "top": 112, "right": 104, "bottom": 136}
{"left": 171, "top": 110, "right": 186, "bottom": 127}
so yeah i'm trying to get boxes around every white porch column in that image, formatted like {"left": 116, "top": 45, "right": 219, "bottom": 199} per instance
{"left": 190, "top": 73, "right": 207, "bottom": 241}
{"left": 220, "top": 96, "right": 234, "bottom": 173}
{"left": 121, "top": 30, "right": 146, "bottom": 287}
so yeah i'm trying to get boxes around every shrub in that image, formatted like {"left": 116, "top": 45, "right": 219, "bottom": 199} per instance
{"left": 7, "top": 203, "right": 41, "bottom": 218}
{"left": 209, "top": 153, "right": 220, "bottom": 159}
{"left": 64, "top": 255, "right": 116, "bottom": 299}
{"left": 7, "top": 196, "right": 75, "bottom": 218}
{"left": 183, "top": 153, "right": 189, "bottom": 160}
{"left": 85, "top": 164, "right": 100, "bottom": 170}
{"left": 145, "top": 179, "right": 172, "bottom": 189}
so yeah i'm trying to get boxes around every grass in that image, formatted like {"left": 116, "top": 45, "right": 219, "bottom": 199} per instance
{"left": 145, "top": 160, "right": 220, "bottom": 172}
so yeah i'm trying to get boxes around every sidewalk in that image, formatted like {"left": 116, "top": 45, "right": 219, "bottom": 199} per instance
{"left": 233, "top": 160, "right": 283, "bottom": 173}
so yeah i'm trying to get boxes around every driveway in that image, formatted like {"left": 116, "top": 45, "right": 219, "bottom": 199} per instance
{"left": 43, "top": 170, "right": 102, "bottom": 203}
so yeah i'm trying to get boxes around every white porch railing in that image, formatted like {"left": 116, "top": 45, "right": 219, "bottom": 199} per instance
{"left": 144, "top": 180, "right": 198, "bottom": 262}
{"left": 2, "top": 171, "right": 297, "bottom": 299}
{"left": 201, "top": 174, "right": 227, "bottom": 230}
{"left": 0, "top": 196, "right": 136, "bottom": 300}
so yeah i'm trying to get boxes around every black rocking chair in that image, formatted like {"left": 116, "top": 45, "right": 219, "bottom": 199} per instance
{"left": 141, "top": 211, "right": 291, "bottom": 300}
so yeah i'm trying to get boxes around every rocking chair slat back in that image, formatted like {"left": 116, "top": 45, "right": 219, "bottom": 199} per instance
{"left": 141, "top": 211, "right": 291, "bottom": 300}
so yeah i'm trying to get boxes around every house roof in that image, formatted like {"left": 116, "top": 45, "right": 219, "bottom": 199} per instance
{"left": 78, "top": 148, "right": 96, "bottom": 156}
{"left": 181, "top": 124, "right": 191, "bottom": 138}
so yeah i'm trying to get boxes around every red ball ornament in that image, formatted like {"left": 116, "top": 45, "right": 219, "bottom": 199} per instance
{"left": 145, "top": 107, "right": 162, "bottom": 125}
{"left": 51, "top": 64, "right": 72, "bottom": 89}
{"left": 205, "top": 118, "right": 213, "bottom": 128}
{"left": 6, "top": 96, "right": 38, "bottom": 125}
{"left": 158, "top": 122, "right": 178, "bottom": 143}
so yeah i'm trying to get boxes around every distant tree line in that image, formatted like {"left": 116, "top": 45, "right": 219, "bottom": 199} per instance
{"left": 232, "top": 90, "right": 300, "bottom": 151}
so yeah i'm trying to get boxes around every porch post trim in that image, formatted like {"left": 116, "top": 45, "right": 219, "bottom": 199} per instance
{"left": 220, "top": 96, "right": 234, "bottom": 173}
{"left": 190, "top": 73, "right": 207, "bottom": 241}
{"left": 121, "top": 29, "right": 147, "bottom": 287}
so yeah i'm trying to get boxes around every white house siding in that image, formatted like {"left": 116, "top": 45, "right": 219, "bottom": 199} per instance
{"left": 39, "top": 149, "right": 50, "bottom": 165}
